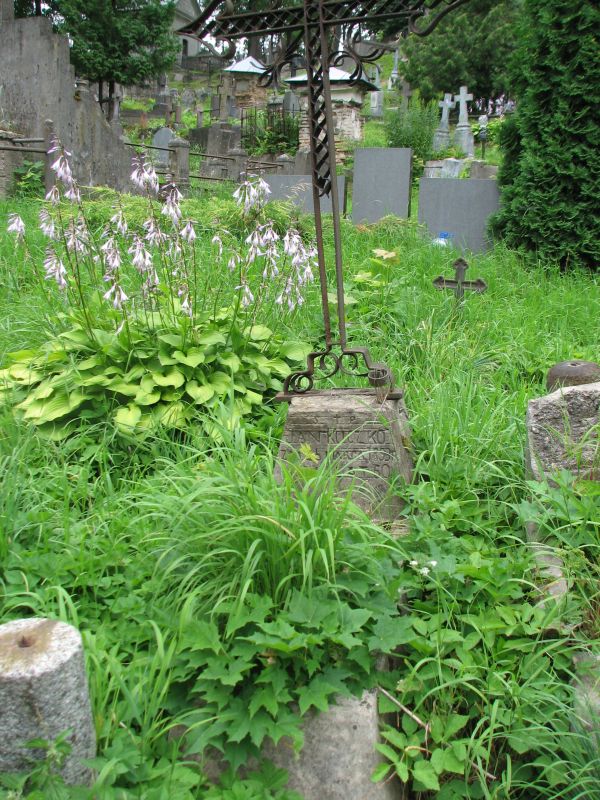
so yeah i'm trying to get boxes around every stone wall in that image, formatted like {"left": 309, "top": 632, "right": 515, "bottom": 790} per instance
{"left": 0, "top": 130, "right": 22, "bottom": 197}
{"left": 0, "top": 15, "right": 134, "bottom": 193}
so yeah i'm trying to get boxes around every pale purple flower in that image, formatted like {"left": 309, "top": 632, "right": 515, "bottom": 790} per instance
{"left": 233, "top": 176, "right": 271, "bottom": 214}
{"left": 51, "top": 153, "right": 73, "bottom": 185}
{"left": 178, "top": 284, "right": 192, "bottom": 317}
{"left": 240, "top": 282, "right": 254, "bottom": 308}
{"left": 181, "top": 220, "right": 196, "bottom": 243}
{"left": 161, "top": 185, "right": 183, "bottom": 225}
{"left": 63, "top": 184, "right": 81, "bottom": 204}
{"left": 103, "top": 283, "right": 128, "bottom": 311}
{"left": 101, "top": 236, "right": 121, "bottom": 272}
{"left": 130, "top": 154, "right": 159, "bottom": 194}
{"left": 7, "top": 213, "right": 25, "bottom": 240}
{"left": 65, "top": 217, "right": 89, "bottom": 254}
{"left": 142, "top": 218, "right": 167, "bottom": 247}
{"left": 211, "top": 234, "right": 223, "bottom": 257}
{"left": 110, "top": 210, "right": 128, "bottom": 236}
{"left": 128, "top": 235, "right": 153, "bottom": 274}
{"left": 45, "top": 186, "right": 60, "bottom": 206}
{"left": 43, "top": 247, "right": 67, "bottom": 290}
{"left": 227, "top": 253, "right": 241, "bottom": 273}
{"left": 39, "top": 209, "right": 57, "bottom": 240}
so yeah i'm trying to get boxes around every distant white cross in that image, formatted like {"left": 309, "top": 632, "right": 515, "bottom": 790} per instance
{"left": 438, "top": 93, "right": 456, "bottom": 129}
{"left": 454, "top": 85, "right": 473, "bottom": 126}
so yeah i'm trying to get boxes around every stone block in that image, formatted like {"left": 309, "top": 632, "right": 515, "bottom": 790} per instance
{"left": 546, "top": 360, "right": 600, "bottom": 392}
{"left": 263, "top": 691, "right": 405, "bottom": 799}
{"left": 0, "top": 618, "right": 96, "bottom": 785}
{"left": 265, "top": 174, "right": 345, "bottom": 214}
{"left": 418, "top": 177, "right": 500, "bottom": 253}
{"left": 352, "top": 148, "right": 412, "bottom": 224}
{"left": 276, "top": 390, "right": 413, "bottom": 519}
{"left": 469, "top": 160, "right": 498, "bottom": 180}
{"left": 525, "top": 382, "right": 600, "bottom": 483}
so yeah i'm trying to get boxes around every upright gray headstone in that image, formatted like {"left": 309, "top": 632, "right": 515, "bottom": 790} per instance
{"left": 352, "top": 148, "right": 412, "bottom": 224}
{"left": 152, "top": 127, "right": 176, "bottom": 166}
{"left": 453, "top": 85, "right": 474, "bottom": 156}
{"left": 0, "top": 618, "right": 96, "bottom": 785}
{"left": 432, "top": 93, "right": 456, "bottom": 151}
{"left": 418, "top": 177, "right": 500, "bottom": 253}
{"left": 283, "top": 90, "right": 300, "bottom": 115}
{"left": 265, "top": 174, "right": 345, "bottom": 214}
{"left": 370, "top": 90, "right": 384, "bottom": 118}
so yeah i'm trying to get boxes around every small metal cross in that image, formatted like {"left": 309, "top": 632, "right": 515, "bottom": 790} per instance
{"left": 433, "top": 258, "right": 487, "bottom": 302}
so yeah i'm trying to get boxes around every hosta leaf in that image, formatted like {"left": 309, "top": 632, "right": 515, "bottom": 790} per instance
{"left": 154, "top": 402, "right": 187, "bottom": 428}
{"left": 244, "top": 389, "right": 263, "bottom": 405}
{"left": 208, "top": 371, "right": 232, "bottom": 394}
{"left": 24, "top": 391, "right": 85, "bottom": 423}
{"left": 196, "top": 331, "right": 226, "bottom": 347}
{"left": 218, "top": 353, "right": 241, "bottom": 372}
{"left": 158, "top": 351, "right": 178, "bottom": 366}
{"left": 76, "top": 356, "right": 103, "bottom": 371}
{"left": 134, "top": 389, "right": 161, "bottom": 406}
{"left": 185, "top": 381, "right": 215, "bottom": 404}
{"left": 109, "top": 381, "right": 139, "bottom": 397}
{"left": 114, "top": 403, "right": 142, "bottom": 430}
{"left": 7, "top": 349, "right": 39, "bottom": 363}
{"left": 245, "top": 325, "right": 273, "bottom": 341}
{"left": 7, "top": 364, "right": 43, "bottom": 385}
{"left": 158, "top": 333, "right": 183, "bottom": 347}
{"left": 279, "top": 341, "right": 311, "bottom": 362}
{"left": 152, "top": 369, "right": 185, "bottom": 388}
{"left": 173, "top": 349, "right": 205, "bottom": 368}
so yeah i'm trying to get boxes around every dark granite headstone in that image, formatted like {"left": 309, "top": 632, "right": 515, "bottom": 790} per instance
{"left": 276, "top": 390, "right": 413, "bottom": 519}
{"left": 265, "top": 174, "right": 345, "bottom": 214}
{"left": 418, "top": 177, "right": 500, "bottom": 253}
{"left": 352, "top": 148, "right": 412, "bottom": 224}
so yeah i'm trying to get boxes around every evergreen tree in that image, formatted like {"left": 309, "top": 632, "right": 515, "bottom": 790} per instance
{"left": 492, "top": 0, "right": 600, "bottom": 269}
{"left": 399, "top": 0, "right": 521, "bottom": 104}
{"left": 52, "top": 0, "right": 179, "bottom": 111}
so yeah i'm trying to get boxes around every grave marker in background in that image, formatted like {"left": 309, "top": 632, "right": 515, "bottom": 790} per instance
{"left": 432, "top": 93, "right": 455, "bottom": 151}
{"left": 151, "top": 127, "right": 176, "bottom": 166}
{"left": 418, "top": 177, "right": 500, "bottom": 253}
{"left": 453, "top": 85, "right": 474, "bottom": 156}
{"left": 265, "top": 174, "right": 345, "bottom": 214}
{"left": 352, "top": 147, "right": 412, "bottom": 224}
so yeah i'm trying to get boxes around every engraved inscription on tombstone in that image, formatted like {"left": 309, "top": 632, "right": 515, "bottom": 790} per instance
{"left": 277, "top": 391, "right": 413, "bottom": 519}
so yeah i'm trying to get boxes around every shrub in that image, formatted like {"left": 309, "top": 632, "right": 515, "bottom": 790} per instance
{"left": 492, "top": 0, "right": 600, "bottom": 269}
{"left": 385, "top": 96, "right": 439, "bottom": 174}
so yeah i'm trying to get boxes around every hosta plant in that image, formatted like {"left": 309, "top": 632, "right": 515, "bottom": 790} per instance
{"left": 2, "top": 139, "right": 315, "bottom": 440}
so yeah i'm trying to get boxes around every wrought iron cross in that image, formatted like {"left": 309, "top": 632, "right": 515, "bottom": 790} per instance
{"left": 433, "top": 258, "right": 487, "bottom": 302}
{"left": 181, "top": 0, "right": 470, "bottom": 394}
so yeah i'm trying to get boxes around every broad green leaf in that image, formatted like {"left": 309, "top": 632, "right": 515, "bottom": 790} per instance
{"left": 114, "top": 404, "right": 142, "bottom": 430}
{"left": 23, "top": 391, "right": 85, "bottom": 423}
{"left": 218, "top": 353, "right": 241, "bottom": 372}
{"left": 371, "top": 762, "right": 392, "bottom": 783}
{"left": 153, "top": 402, "right": 186, "bottom": 428}
{"left": 279, "top": 340, "right": 311, "bottom": 361}
{"left": 197, "top": 331, "right": 226, "bottom": 347}
{"left": 7, "top": 364, "right": 43, "bottom": 384}
{"left": 109, "top": 380, "right": 139, "bottom": 397}
{"left": 185, "top": 381, "right": 215, "bottom": 404}
{"left": 173, "top": 349, "right": 206, "bottom": 368}
{"left": 134, "top": 389, "right": 161, "bottom": 406}
{"left": 245, "top": 324, "right": 273, "bottom": 341}
{"left": 158, "top": 333, "right": 184, "bottom": 347}
{"left": 151, "top": 369, "right": 185, "bottom": 388}
{"left": 412, "top": 759, "right": 440, "bottom": 791}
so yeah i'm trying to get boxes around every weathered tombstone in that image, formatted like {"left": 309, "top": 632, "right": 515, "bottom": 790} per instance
{"left": 423, "top": 157, "right": 466, "bottom": 179}
{"left": 181, "top": 88, "right": 196, "bottom": 109}
{"left": 453, "top": 85, "right": 474, "bottom": 156}
{"left": 265, "top": 174, "right": 345, "bottom": 214}
{"left": 276, "top": 390, "right": 413, "bottom": 520}
{"left": 210, "top": 93, "right": 220, "bottom": 121}
{"left": 525, "top": 382, "right": 600, "bottom": 483}
{"left": 388, "top": 46, "right": 400, "bottom": 90}
{"left": 546, "top": 360, "right": 600, "bottom": 392}
{"left": 0, "top": 618, "right": 96, "bottom": 785}
{"left": 352, "top": 147, "right": 412, "bottom": 224}
{"left": 469, "top": 160, "right": 498, "bottom": 179}
{"left": 400, "top": 80, "right": 412, "bottom": 109}
{"left": 432, "top": 93, "right": 455, "bottom": 151}
{"left": 195, "top": 106, "right": 204, "bottom": 128}
{"left": 283, "top": 90, "right": 300, "bottom": 115}
{"left": 418, "top": 177, "right": 500, "bottom": 253}
{"left": 152, "top": 127, "right": 176, "bottom": 167}
{"left": 263, "top": 691, "right": 404, "bottom": 800}
{"left": 369, "top": 65, "right": 384, "bottom": 118}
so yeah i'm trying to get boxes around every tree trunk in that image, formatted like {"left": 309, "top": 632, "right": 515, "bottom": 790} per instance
{"left": 248, "top": 35, "right": 262, "bottom": 61}
{"left": 35, "top": 0, "right": 41, "bottom": 14}
{"left": 107, "top": 80, "right": 115, "bottom": 121}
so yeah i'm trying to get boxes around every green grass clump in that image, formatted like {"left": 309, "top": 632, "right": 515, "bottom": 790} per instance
{"left": 0, "top": 191, "right": 599, "bottom": 799}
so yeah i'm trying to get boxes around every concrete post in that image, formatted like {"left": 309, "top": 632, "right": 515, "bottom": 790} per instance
{"left": 1, "top": 0, "right": 14, "bottom": 22}
{"left": 169, "top": 138, "right": 190, "bottom": 191}
{"left": 0, "top": 618, "right": 96, "bottom": 785}
{"left": 196, "top": 107, "right": 204, "bottom": 128}
{"left": 43, "top": 119, "right": 56, "bottom": 196}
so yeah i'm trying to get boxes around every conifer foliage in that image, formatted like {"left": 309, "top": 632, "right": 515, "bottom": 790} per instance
{"left": 493, "top": 0, "right": 600, "bottom": 269}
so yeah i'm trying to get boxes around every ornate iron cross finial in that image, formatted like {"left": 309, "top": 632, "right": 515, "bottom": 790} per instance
{"left": 433, "top": 258, "right": 487, "bottom": 302}
{"left": 181, "top": 0, "right": 471, "bottom": 395}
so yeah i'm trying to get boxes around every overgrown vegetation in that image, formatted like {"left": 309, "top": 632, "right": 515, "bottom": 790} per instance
{"left": 492, "top": 0, "right": 600, "bottom": 270}
{"left": 0, "top": 170, "right": 599, "bottom": 799}
{"left": 385, "top": 97, "right": 439, "bottom": 174}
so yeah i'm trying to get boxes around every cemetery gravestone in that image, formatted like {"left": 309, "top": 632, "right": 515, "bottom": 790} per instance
{"left": 525, "top": 382, "right": 600, "bottom": 483}
{"left": 276, "top": 390, "right": 413, "bottom": 520}
{"left": 0, "top": 618, "right": 96, "bottom": 785}
{"left": 453, "top": 85, "right": 474, "bottom": 157}
{"left": 418, "top": 177, "right": 500, "bottom": 253}
{"left": 152, "top": 127, "right": 176, "bottom": 167}
{"left": 265, "top": 174, "right": 345, "bottom": 214}
{"left": 369, "top": 66, "right": 384, "bottom": 119}
{"left": 283, "top": 90, "right": 300, "bottom": 115}
{"left": 432, "top": 93, "right": 455, "bottom": 151}
{"left": 352, "top": 148, "right": 412, "bottom": 224}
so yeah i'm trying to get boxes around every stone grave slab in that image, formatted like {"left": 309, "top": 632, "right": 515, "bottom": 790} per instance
{"left": 265, "top": 174, "right": 345, "bottom": 214}
{"left": 263, "top": 691, "right": 405, "bottom": 799}
{"left": 276, "top": 389, "right": 413, "bottom": 520}
{"left": 352, "top": 147, "right": 412, "bottom": 224}
{"left": 151, "top": 126, "right": 176, "bottom": 166}
{"left": 418, "top": 177, "right": 500, "bottom": 253}
{"left": 525, "top": 382, "right": 600, "bottom": 483}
